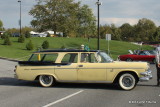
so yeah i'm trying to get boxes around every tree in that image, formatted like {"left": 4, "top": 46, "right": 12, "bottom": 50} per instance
{"left": 76, "top": 5, "right": 96, "bottom": 38}
{"left": 42, "top": 40, "right": 49, "bottom": 49}
{"left": 26, "top": 40, "right": 34, "bottom": 50}
{"left": 134, "top": 18, "right": 156, "bottom": 41}
{"left": 29, "top": 0, "right": 96, "bottom": 37}
{"left": 3, "top": 36, "right": 12, "bottom": 45}
{"left": 120, "top": 23, "right": 133, "bottom": 41}
{"left": 0, "top": 20, "right": 3, "bottom": 30}
{"left": 18, "top": 35, "right": 25, "bottom": 43}
{"left": 25, "top": 31, "right": 31, "bottom": 38}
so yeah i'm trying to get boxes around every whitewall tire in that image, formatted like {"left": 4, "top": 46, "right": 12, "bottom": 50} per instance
{"left": 39, "top": 75, "right": 54, "bottom": 87}
{"left": 118, "top": 73, "right": 136, "bottom": 90}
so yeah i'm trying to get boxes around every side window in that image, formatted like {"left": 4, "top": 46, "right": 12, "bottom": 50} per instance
{"left": 42, "top": 54, "right": 58, "bottom": 62}
{"left": 29, "top": 54, "right": 44, "bottom": 61}
{"left": 139, "top": 52, "right": 146, "bottom": 55}
{"left": 81, "top": 53, "right": 97, "bottom": 63}
{"left": 61, "top": 53, "right": 78, "bottom": 63}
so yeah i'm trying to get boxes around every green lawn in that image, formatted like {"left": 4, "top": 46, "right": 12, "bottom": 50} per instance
{"left": 0, "top": 37, "right": 153, "bottom": 60}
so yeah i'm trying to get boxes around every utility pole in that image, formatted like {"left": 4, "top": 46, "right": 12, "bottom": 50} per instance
{"left": 96, "top": 0, "right": 102, "bottom": 50}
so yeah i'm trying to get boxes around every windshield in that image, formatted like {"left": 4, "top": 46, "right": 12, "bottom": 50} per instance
{"left": 96, "top": 52, "right": 113, "bottom": 63}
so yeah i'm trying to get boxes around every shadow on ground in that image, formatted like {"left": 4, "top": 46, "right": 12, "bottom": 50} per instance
{"left": 0, "top": 77, "right": 122, "bottom": 91}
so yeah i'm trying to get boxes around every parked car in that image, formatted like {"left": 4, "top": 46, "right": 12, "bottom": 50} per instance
{"left": 118, "top": 50, "right": 156, "bottom": 63}
{"left": 14, "top": 49, "right": 152, "bottom": 90}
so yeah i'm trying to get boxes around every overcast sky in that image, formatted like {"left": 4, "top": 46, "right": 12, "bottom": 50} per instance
{"left": 0, "top": 0, "right": 160, "bottom": 29}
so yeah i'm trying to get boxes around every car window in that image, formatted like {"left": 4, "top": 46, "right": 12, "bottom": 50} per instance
{"left": 81, "top": 53, "right": 97, "bottom": 63}
{"left": 96, "top": 52, "right": 113, "bottom": 63}
{"left": 41, "top": 54, "right": 58, "bottom": 62}
{"left": 139, "top": 51, "right": 146, "bottom": 55}
{"left": 29, "top": 54, "right": 44, "bottom": 61}
{"left": 61, "top": 53, "right": 78, "bottom": 63}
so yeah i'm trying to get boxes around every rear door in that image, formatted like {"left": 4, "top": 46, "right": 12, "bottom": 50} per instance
{"left": 54, "top": 53, "right": 78, "bottom": 81}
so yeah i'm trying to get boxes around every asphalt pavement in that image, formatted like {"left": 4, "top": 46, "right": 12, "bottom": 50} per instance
{"left": 0, "top": 59, "right": 160, "bottom": 107}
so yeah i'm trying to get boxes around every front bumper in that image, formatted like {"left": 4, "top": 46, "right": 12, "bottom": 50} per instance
{"left": 139, "top": 70, "right": 153, "bottom": 82}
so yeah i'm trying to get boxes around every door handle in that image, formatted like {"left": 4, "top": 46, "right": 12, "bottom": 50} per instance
{"left": 78, "top": 65, "right": 83, "bottom": 67}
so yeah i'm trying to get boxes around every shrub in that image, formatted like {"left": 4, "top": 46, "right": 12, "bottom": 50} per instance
{"left": 26, "top": 40, "right": 34, "bottom": 50}
{"left": 3, "top": 36, "right": 12, "bottom": 45}
{"left": 61, "top": 45, "right": 66, "bottom": 49}
{"left": 18, "top": 35, "right": 25, "bottom": 43}
{"left": 25, "top": 31, "right": 31, "bottom": 38}
{"left": 42, "top": 40, "right": 49, "bottom": 49}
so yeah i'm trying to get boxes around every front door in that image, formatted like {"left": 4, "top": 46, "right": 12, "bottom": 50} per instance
{"left": 78, "top": 53, "right": 107, "bottom": 82}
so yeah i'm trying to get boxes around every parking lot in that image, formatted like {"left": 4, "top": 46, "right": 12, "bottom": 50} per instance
{"left": 0, "top": 59, "right": 160, "bottom": 107}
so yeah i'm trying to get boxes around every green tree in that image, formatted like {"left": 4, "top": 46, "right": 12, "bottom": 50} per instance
{"left": 42, "top": 40, "right": 49, "bottom": 49}
{"left": 25, "top": 31, "right": 31, "bottom": 38}
{"left": 29, "top": 0, "right": 96, "bottom": 37}
{"left": 120, "top": 23, "right": 133, "bottom": 41}
{"left": 134, "top": 18, "right": 156, "bottom": 41}
{"left": 0, "top": 20, "right": 3, "bottom": 30}
{"left": 3, "top": 36, "right": 12, "bottom": 45}
{"left": 76, "top": 5, "right": 96, "bottom": 38}
{"left": 18, "top": 35, "right": 25, "bottom": 43}
{"left": 26, "top": 40, "right": 34, "bottom": 50}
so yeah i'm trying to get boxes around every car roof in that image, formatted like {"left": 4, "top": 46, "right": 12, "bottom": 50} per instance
{"left": 34, "top": 49, "right": 99, "bottom": 53}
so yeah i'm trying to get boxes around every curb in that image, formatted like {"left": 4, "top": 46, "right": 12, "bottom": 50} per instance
{"left": 0, "top": 57, "right": 19, "bottom": 62}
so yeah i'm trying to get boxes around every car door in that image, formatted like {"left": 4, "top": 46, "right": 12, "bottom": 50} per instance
{"left": 136, "top": 51, "right": 151, "bottom": 61}
{"left": 77, "top": 53, "right": 107, "bottom": 82}
{"left": 54, "top": 53, "right": 78, "bottom": 82}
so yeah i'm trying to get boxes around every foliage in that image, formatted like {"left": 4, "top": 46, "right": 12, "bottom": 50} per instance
{"left": 1, "top": 31, "right": 12, "bottom": 39}
{"left": 25, "top": 31, "right": 31, "bottom": 38}
{"left": 3, "top": 36, "right": 12, "bottom": 45}
{"left": 29, "top": 0, "right": 96, "bottom": 37}
{"left": 0, "top": 37, "right": 153, "bottom": 60}
{"left": 42, "top": 40, "right": 49, "bottom": 49}
{"left": 0, "top": 20, "right": 3, "bottom": 30}
{"left": 99, "top": 18, "right": 159, "bottom": 42}
{"left": 18, "top": 35, "right": 25, "bottom": 43}
{"left": 26, "top": 40, "right": 34, "bottom": 50}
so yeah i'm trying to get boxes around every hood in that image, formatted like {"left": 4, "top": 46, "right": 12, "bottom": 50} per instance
{"left": 113, "top": 61, "right": 148, "bottom": 69}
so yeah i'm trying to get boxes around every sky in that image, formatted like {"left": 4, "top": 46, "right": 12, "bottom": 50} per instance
{"left": 0, "top": 0, "right": 160, "bottom": 29}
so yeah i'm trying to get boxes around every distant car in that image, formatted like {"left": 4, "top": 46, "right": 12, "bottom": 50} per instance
{"left": 14, "top": 49, "right": 153, "bottom": 90}
{"left": 118, "top": 50, "right": 156, "bottom": 63}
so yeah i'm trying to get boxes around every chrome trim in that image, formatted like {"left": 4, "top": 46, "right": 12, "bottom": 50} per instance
{"left": 57, "top": 80, "right": 113, "bottom": 83}
{"left": 140, "top": 70, "right": 152, "bottom": 82}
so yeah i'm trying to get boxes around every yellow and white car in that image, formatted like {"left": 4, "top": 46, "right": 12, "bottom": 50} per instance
{"left": 14, "top": 49, "right": 152, "bottom": 90}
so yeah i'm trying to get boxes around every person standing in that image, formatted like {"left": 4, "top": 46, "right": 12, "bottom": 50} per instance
{"left": 155, "top": 46, "right": 160, "bottom": 86}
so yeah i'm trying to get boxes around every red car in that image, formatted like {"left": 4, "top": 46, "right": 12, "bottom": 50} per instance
{"left": 118, "top": 50, "right": 156, "bottom": 63}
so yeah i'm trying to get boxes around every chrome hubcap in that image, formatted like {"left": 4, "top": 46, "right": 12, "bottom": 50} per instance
{"left": 122, "top": 76, "right": 133, "bottom": 87}
{"left": 41, "top": 75, "right": 52, "bottom": 84}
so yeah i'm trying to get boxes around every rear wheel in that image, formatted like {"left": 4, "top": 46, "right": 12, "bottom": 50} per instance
{"left": 39, "top": 75, "right": 54, "bottom": 87}
{"left": 126, "top": 58, "right": 133, "bottom": 62}
{"left": 118, "top": 73, "right": 137, "bottom": 90}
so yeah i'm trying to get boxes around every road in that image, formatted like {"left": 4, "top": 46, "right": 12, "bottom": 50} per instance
{"left": 0, "top": 59, "right": 160, "bottom": 107}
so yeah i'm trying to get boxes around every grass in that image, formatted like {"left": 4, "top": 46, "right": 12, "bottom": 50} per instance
{"left": 0, "top": 37, "right": 153, "bottom": 60}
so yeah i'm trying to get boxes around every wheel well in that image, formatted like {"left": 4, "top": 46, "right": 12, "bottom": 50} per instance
{"left": 35, "top": 75, "right": 56, "bottom": 81}
{"left": 113, "top": 71, "right": 139, "bottom": 83}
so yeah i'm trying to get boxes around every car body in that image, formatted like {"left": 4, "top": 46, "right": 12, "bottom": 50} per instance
{"left": 118, "top": 50, "right": 155, "bottom": 63}
{"left": 14, "top": 49, "right": 152, "bottom": 90}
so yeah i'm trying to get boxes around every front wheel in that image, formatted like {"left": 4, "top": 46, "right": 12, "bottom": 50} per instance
{"left": 152, "top": 58, "right": 156, "bottom": 64}
{"left": 39, "top": 75, "right": 54, "bottom": 87}
{"left": 118, "top": 73, "right": 137, "bottom": 90}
